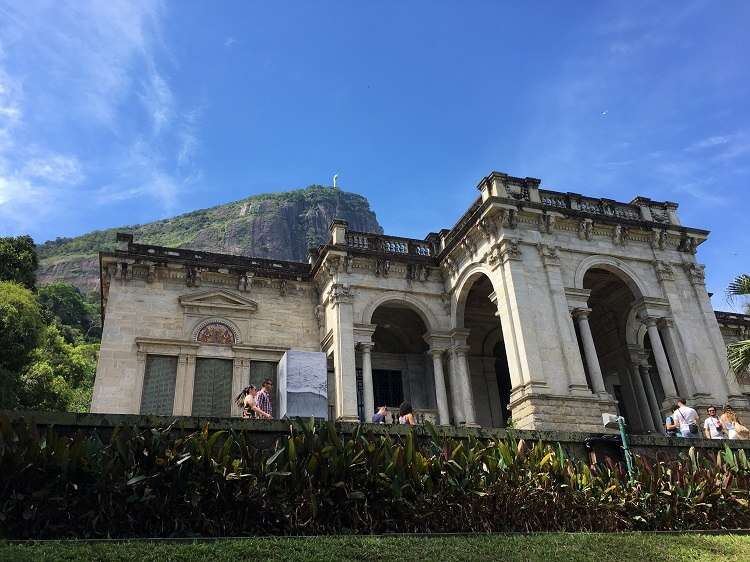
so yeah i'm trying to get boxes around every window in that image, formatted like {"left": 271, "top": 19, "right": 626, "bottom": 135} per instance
{"left": 372, "top": 369, "right": 403, "bottom": 408}
{"left": 140, "top": 355, "right": 177, "bottom": 415}
{"left": 192, "top": 358, "right": 233, "bottom": 417}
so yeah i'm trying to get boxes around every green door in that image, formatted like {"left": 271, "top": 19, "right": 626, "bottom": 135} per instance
{"left": 192, "top": 358, "right": 233, "bottom": 417}
{"left": 140, "top": 355, "right": 178, "bottom": 415}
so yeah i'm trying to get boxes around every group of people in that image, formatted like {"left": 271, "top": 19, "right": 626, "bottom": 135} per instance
{"left": 234, "top": 378, "right": 274, "bottom": 419}
{"left": 664, "top": 398, "right": 749, "bottom": 439}
{"left": 371, "top": 401, "right": 416, "bottom": 425}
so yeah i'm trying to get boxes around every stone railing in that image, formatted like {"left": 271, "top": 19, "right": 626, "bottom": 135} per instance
{"left": 540, "top": 191, "right": 642, "bottom": 221}
{"left": 345, "top": 231, "right": 434, "bottom": 258}
{"left": 115, "top": 233, "right": 311, "bottom": 279}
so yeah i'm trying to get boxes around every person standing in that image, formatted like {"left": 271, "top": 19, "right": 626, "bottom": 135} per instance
{"left": 398, "top": 401, "right": 415, "bottom": 426}
{"left": 372, "top": 405, "right": 388, "bottom": 424}
{"left": 664, "top": 413, "right": 679, "bottom": 437}
{"left": 703, "top": 406, "right": 725, "bottom": 439}
{"left": 255, "top": 378, "right": 274, "bottom": 419}
{"left": 673, "top": 398, "right": 700, "bottom": 438}
{"left": 720, "top": 405, "right": 750, "bottom": 439}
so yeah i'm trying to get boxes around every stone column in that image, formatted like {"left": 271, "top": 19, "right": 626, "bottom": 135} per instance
{"left": 329, "top": 284, "right": 359, "bottom": 422}
{"left": 657, "top": 318, "right": 696, "bottom": 398}
{"left": 629, "top": 368, "right": 656, "bottom": 432}
{"left": 448, "top": 350, "right": 465, "bottom": 424}
{"left": 173, "top": 353, "right": 189, "bottom": 416}
{"left": 572, "top": 308, "right": 607, "bottom": 395}
{"left": 455, "top": 345, "right": 478, "bottom": 427}
{"left": 134, "top": 351, "right": 147, "bottom": 413}
{"left": 430, "top": 349, "right": 450, "bottom": 425}
{"left": 644, "top": 317, "right": 678, "bottom": 404}
{"left": 360, "top": 342, "right": 375, "bottom": 422}
{"left": 639, "top": 363, "right": 664, "bottom": 431}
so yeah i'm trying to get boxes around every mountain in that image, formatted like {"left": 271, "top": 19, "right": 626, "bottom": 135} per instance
{"left": 36, "top": 185, "right": 383, "bottom": 294}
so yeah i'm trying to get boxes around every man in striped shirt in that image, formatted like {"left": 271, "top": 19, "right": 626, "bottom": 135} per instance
{"left": 255, "top": 378, "right": 273, "bottom": 418}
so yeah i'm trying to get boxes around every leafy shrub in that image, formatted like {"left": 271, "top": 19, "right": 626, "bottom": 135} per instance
{"left": 1, "top": 417, "right": 749, "bottom": 538}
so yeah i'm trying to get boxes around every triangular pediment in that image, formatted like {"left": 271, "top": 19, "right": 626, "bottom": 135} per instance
{"left": 179, "top": 289, "right": 258, "bottom": 312}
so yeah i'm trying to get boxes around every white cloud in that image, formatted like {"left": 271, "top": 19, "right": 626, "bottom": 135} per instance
{"left": 22, "top": 155, "right": 84, "bottom": 184}
{"left": 0, "top": 0, "right": 203, "bottom": 233}
{"left": 686, "top": 135, "right": 732, "bottom": 151}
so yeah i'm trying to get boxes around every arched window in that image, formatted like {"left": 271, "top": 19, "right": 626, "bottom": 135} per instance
{"left": 196, "top": 322, "right": 236, "bottom": 345}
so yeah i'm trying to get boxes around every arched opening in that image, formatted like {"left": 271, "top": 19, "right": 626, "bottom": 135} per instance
{"left": 582, "top": 267, "right": 656, "bottom": 433}
{"left": 359, "top": 303, "right": 436, "bottom": 421}
{"left": 459, "top": 273, "right": 513, "bottom": 427}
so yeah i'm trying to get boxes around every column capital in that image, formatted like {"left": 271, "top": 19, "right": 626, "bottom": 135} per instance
{"left": 452, "top": 344, "right": 471, "bottom": 357}
{"left": 424, "top": 331, "right": 452, "bottom": 351}
{"left": 429, "top": 347, "right": 446, "bottom": 357}
{"left": 357, "top": 341, "right": 374, "bottom": 352}
{"left": 571, "top": 307, "right": 592, "bottom": 320}
{"left": 656, "top": 317, "right": 675, "bottom": 329}
{"left": 641, "top": 316, "right": 660, "bottom": 328}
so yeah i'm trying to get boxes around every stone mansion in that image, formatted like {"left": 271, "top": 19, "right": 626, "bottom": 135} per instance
{"left": 91, "top": 171, "right": 750, "bottom": 433}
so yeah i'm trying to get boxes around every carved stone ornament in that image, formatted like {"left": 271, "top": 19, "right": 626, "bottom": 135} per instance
{"left": 327, "top": 283, "right": 353, "bottom": 306}
{"left": 578, "top": 219, "right": 594, "bottom": 241}
{"left": 196, "top": 322, "right": 236, "bottom": 345}
{"left": 500, "top": 208, "right": 517, "bottom": 229}
{"left": 651, "top": 229, "right": 667, "bottom": 250}
{"left": 461, "top": 238, "right": 476, "bottom": 257}
{"left": 537, "top": 243, "right": 560, "bottom": 267}
{"left": 654, "top": 260, "right": 675, "bottom": 283}
{"left": 678, "top": 235, "right": 697, "bottom": 254}
{"left": 477, "top": 217, "right": 496, "bottom": 241}
{"left": 500, "top": 238, "right": 522, "bottom": 262}
{"left": 375, "top": 258, "right": 390, "bottom": 277}
{"left": 683, "top": 262, "right": 706, "bottom": 286}
{"left": 314, "top": 304, "right": 324, "bottom": 329}
{"left": 543, "top": 213, "right": 557, "bottom": 234}
{"left": 612, "top": 224, "right": 627, "bottom": 246}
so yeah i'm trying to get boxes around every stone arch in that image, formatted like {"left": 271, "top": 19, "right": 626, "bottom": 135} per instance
{"left": 191, "top": 317, "right": 241, "bottom": 345}
{"left": 362, "top": 291, "right": 439, "bottom": 331}
{"left": 452, "top": 263, "right": 503, "bottom": 328}
{"left": 573, "top": 255, "right": 649, "bottom": 299}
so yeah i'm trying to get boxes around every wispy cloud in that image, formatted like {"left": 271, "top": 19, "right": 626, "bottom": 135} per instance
{"left": 0, "top": 0, "right": 202, "bottom": 234}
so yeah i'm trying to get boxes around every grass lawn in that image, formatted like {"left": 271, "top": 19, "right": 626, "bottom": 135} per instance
{"left": 1, "top": 533, "right": 749, "bottom": 562}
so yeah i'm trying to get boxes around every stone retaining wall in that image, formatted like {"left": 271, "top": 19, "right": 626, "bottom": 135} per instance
{"left": 3, "top": 411, "right": 748, "bottom": 464}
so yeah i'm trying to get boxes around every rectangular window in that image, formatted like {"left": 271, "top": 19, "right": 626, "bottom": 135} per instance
{"left": 140, "top": 355, "right": 178, "bottom": 416}
{"left": 192, "top": 358, "right": 233, "bottom": 417}
{"left": 372, "top": 369, "right": 403, "bottom": 408}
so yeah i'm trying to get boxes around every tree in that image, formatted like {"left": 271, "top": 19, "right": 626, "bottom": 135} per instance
{"left": 727, "top": 274, "right": 750, "bottom": 376}
{"left": 18, "top": 323, "right": 98, "bottom": 412}
{"left": 0, "top": 281, "right": 45, "bottom": 407}
{"left": 38, "top": 283, "right": 92, "bottom": 335}
{"left": 0, "top": 235, "right": 38, "bottom": 289}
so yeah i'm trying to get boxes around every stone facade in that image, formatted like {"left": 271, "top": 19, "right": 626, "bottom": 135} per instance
{"left": 91, "top": 171, "right": 749, "bottom": 433}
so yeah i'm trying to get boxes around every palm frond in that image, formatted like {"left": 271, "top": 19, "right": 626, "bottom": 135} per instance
{"left": 728, "top": 339, "right": 750, "bottom": 376}
{"left": 727, "top": 274, "right": 750, "bottom": 299}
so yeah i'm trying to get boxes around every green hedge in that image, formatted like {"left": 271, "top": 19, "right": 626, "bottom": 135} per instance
{"left": 1, "top": 416, "right": 749, "bottom": 538}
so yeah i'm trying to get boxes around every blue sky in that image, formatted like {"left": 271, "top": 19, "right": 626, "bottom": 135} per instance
{"left": 0, "top": 1, "right": 748, "bottom": 310}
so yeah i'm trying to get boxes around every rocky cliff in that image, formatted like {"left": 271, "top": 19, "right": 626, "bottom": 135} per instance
{"left": 37, "top": 186, "right": 382, "bottom": 293}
